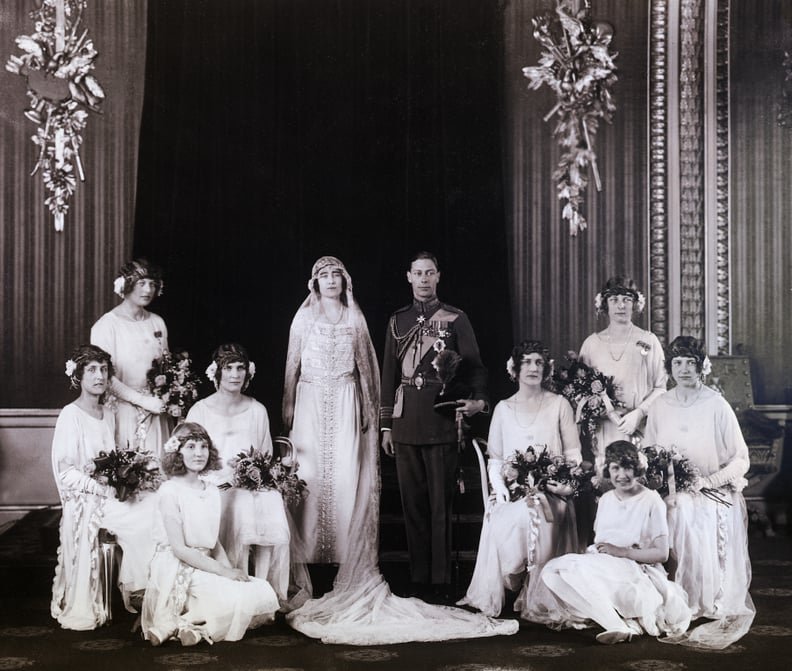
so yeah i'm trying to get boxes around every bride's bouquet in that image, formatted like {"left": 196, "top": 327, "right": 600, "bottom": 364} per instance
{"left": 502, "top": 445, "right": 593, "bottom": 503}
{"left": 228, "top": 447, "right": 308, "bottom": 505}
{"left": 146, "top": 349, "right": 201, "bottom": 419}
{"left": 86, "top": 446, "right": 162, "bottom": 502}
{"left": 550, "top": 351, "right": 624, "bottom": 439}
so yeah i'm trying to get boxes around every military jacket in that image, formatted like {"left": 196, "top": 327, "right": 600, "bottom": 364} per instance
{"left": 380, "top": 297, "right": 488, "bottom": 445}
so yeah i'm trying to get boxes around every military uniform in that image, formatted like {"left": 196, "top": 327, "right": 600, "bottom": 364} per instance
{"left": 380, "top": 296, "right": 488, "bottom": 587}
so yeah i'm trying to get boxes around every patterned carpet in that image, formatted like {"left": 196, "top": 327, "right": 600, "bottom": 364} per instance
{"left": 1, "top": 511, "right": 791, "bottom": 671}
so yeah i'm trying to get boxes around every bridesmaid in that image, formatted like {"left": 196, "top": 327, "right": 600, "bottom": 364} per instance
{"left": 51, "top": 344, "right": 156, "bottom": 630}
{"left": 458, "top": 340, "right": 582, "bottom": 617}
{"left": 579, "top": 275, "right": 666, "bottom": 465}
{"left": 186, "top": 343, "right": 290, "bottom": 603}
{"left": 91, "top": 259, "right": 168, "bottom": 456}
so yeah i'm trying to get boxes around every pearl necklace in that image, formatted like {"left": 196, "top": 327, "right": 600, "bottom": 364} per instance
{"left": 321, "top": 305, "right": 345, "bottom": 325}
{"left": 513, "top": 392, "right": 544, "bottom": 428}
{"left": 606, "top": 322, "right": 634, "bottom": 362}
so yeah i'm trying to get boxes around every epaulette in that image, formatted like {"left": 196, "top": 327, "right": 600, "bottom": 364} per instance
{"left": 392, "top": 303, "right": 413, "bottom": 315}
{"left": 439, "top": 302, "right": 466, "bottom": 316}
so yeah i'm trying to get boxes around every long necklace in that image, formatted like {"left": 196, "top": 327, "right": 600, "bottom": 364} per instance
{"left": 513, "top": 392, "right": 544, "bottom": 428}
{"left": 606, "top": 322, "right": 634, "bottom": 362}
{"left": 321, "top": 304, "right": 345, "bottom": 325}
{"left": 675, "top": 383, "right": 703, "bottom": 408}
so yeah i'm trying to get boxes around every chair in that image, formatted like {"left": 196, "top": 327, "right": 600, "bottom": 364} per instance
{"left": 97, "top": 528, "right": 118, "bottom": 624}
{"left": 273, "top": 436, "right": 296, "bottom": 474}
{"left": 470, "top": 437, "right": 491, "bottom": 510}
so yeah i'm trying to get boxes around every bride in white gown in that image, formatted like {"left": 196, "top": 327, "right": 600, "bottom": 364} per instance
{"left": 282, "top": 255, "right": 518, "bottom": 644}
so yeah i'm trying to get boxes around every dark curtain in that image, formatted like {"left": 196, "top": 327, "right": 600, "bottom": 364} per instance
{"left": 134, "top": 0, "right": 513, "bottom": 426}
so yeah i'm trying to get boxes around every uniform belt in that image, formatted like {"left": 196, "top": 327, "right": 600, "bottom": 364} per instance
{"left": 400, "top": 375, "right": 440, "bottom": 388}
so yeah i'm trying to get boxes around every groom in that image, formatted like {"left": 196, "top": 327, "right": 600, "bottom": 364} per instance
{"left": 380, "top": 251, "right": 488, "bottom": 603}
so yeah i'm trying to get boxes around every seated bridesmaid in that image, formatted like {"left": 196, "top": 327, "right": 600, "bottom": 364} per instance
{"left": 142, "top": 422, "right": 279, "bottom": 646}
{"left": 185, "top": 344, "right": 290, "bottom": 602}
{"left": 523, "top": 441, "right": 691, "bottom": 644}
{"left": 51, "top": 345, "right": 157, "bottom": 630}
{"left": 458, "top": 340, "right": 582, "bottom": 617}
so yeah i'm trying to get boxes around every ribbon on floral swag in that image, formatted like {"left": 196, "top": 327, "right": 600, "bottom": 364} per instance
{"left": 574, "top": 388, "right": 621, "bottom": 428}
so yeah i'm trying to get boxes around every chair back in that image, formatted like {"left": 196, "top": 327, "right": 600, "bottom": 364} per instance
{"left": 470, "top": 437, "right": 491, "bottom": 510}
{"left": 273, "top": 436, "right": 296, "bottom": 474}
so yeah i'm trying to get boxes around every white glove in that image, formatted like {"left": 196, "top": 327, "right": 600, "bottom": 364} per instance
{"left": 135, "top": 392, "right": 165, "bottom": 414}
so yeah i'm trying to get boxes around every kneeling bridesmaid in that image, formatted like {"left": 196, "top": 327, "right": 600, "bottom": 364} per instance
{"left": 142, "top": 422, "right": 279, "bottom": 646}
{"left": 523, "top": 441, "right": 691, "bottom": 644}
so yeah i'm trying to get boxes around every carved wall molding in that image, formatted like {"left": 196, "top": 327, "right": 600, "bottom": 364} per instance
{"left": 678, "top": 0, "right": 705, "bottom": 341}
{"left": 715, "top": 0, "right": 730, "bottom": 354}
{"left": 649, "top": 0, "right": 669, "bottom": 344}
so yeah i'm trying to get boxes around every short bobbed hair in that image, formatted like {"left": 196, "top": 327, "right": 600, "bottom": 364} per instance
{"left": 161, "top": 422, "right": 222, "bottom": 476}
{"left": 68, "top": 344, "right": 114, "bottom": 389}
{"left": 210, "top": 343, "right": 253, "bottom": 389}
{"left": 602, "top": 440, "right": 646, "bottom": 478}
{"left": 118, "top": 258, "right": 164, "bottom": 296}
{"left": 507, "top": 340, "right": 552, "bottom": 382}
{"left": 664, "top": 335, "right": 707, "bottom": 374}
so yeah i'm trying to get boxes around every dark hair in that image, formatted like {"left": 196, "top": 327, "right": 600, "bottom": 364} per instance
{"left": 311, "top": 275, "right": 349, "bottom": 307}
{"left": 509, "top": 340, "right": 552, "bottom": 382}
{"left": 118, "top": 258, "right": 164, "bottom": 297}
{"left": 597, "top": 275, "right": 641, "bottom": 314}
{"left": 210, "top": 343, "right": 253, "bottom": 390}
{"left": 664, "top": 335, "right": 707, "bottom": 374}
{"left": 67, "top": 344, "right": 114, "bottom": 390}
{"left": 409, "top": 251, "right": 439, "bottom": 271}
{"left": 602, "top": 440, "right": 645, "bottom": 477}
{"left": 162, "top": 422, "right": 222, "bottom": 475}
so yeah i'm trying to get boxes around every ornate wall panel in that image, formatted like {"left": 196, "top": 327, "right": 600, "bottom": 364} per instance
{"left": 504, "top": 0, "right": 650, "bottom": 355}
{"left": 0, "top": 2, "right": 147, "bottom": 407}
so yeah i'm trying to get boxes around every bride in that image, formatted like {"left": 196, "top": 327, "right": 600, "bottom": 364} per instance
{"left": 282, "top": 255, "right": 518, "bottom": 644}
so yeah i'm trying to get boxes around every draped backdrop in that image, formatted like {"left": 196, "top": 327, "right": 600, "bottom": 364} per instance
{"left": 503, "top": 0, "right": 650, "bottom": 357}
{"left": 1, "top": 0, "right": 147, "bottom": 408}
{"left": 133, "top": 0, "right": 513, "bottom": 421}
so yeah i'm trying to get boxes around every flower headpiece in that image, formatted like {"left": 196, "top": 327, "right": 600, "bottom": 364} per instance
{"left": 206, "top": 350, "right": 256, "bottom": 390}
{"left": 63, "top": 344, "right": 114, "bottom": 390}
{"left": 114, "top": 259, "right": 164, "bottom": 298}
{"left": 506, "top": 340, "right": 552, "bottom": 381}
{"left": 665, "top": 335, "right": 711, "bottom": 377}
{"left": 163, "top": 435, "right": 181, "bottom": 454}
{"left": 595, "top": 275, "right": 645, "bottom": 315}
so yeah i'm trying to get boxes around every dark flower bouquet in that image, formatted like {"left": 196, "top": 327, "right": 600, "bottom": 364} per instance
{"left": 147, "top": 349, "right": 201, "bottom": 419}
{"left": 87, "top": 447, "right": 162, "bottom": 502}
{"left": 501, "top": 445, "right": 594, "bottom": 503}
{"left": 228, "top": 447, "right": 308, "bottom": 505}
{"left": 641, "top": 444, "right": 731, "bottom": 506}
{"left": 550, "top": 351, "right": 624, "bottom": 441}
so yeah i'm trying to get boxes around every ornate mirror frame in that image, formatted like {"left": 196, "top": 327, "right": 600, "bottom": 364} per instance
{"left": 648, "top": 0, "right": 730, "bottom": 354}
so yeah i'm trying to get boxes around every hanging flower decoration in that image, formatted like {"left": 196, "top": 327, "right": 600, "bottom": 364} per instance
{"left": 522, "top": 0, "right": 617, "bottom": 235}
{"left": 5, "top": 0, "right": 105, "bottom": 232}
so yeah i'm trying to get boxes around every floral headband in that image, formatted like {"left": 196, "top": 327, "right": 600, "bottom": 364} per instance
{"left": 113, "top": 263, "right": 165, "bottom": 298}
{"left": 205, "top": 359, "right": 257, "bottom": 389}
{"left": 594, "top": 288, "right": 646, "bottom": 314}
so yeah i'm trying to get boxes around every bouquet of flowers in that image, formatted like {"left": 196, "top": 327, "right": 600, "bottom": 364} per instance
{"left": 228, "top": 447, "right": 308, "bottom": 505}
{"left": 147, "top": 349, "right": 201, "bottom": 419}
{"left": 550, "top": 351, "right": 624, "bottom": 441}
{"left": 502, "top": 445, "right": 593, "bottom": 503}
{"left": 641, "top": 444, "right": 731, "bottom": 506}
{"left": 86, "top": 447, "right": 162, "bottom": 502}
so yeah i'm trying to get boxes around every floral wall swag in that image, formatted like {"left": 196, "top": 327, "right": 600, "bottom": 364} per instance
{"left": 522, "top": 0, "right": 617, "bottom": 235}
{"left": 6, "top": 0, "right": 105, "bottom": 232}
